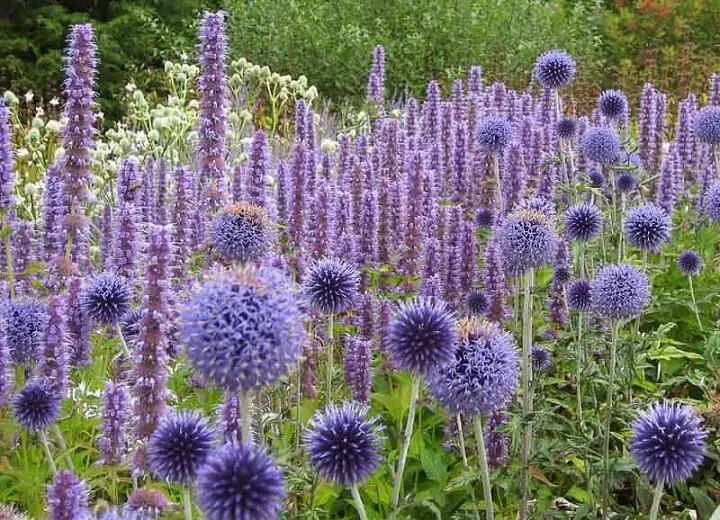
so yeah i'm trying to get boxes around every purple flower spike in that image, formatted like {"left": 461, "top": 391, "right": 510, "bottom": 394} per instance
{"left": 98, "top": 380, "right": 130, "bottom": 465}
{"left": 38, "top": 296, "right": 69, "bottom": 396}
{"left": 47, "top": 470, "right": 90, "bottom": 520}
{"left": 0, "top": 99, "right": 15, "bottom": 212}
{"left": 343, "top": 337, "right": 372, "bottom": 403}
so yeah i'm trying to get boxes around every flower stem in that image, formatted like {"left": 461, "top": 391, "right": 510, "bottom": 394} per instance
{"left": 116, "top": 324, "right": 131, "bottom": 358}
{"left": 649, "top": 480, "right": 664, "bottom": 520}
{"left": 474, "top": 415, "right": 495, "bottom": 520}
{"left": 391, "top": 376, "right": 421, "bottom": 512}
{"left": 492, "top": 154, "right": 502, "bottom": 213}
{"left": 295, "top": 360, "right": 302, "bottom": 453}
{"left": 519, "top": 269, "right": 534, "bottom": 520}
{"left": 52, "top": 424, "right": 74, "bottom": 470}
{"left": 241, "top": 390, "right": 253, "bottom": 446}
{"left": 602, "top": 320, "right": 620, "bottom": 520}
{"left": 351, "top": 484, "right": 369, "bottom": 520}
{"left": 576, "top": 312, "right": 584, "bottom": 429}
{"left": 326, "top": 313, "right": 334, "bottom": 404}
{"left": 456, "top": 414, "right": 481, "bottom": 520}
{"left": 183, "top": 486, "right": 193, "bottom": 520}
{"left": 634, "top": 252, "right": 648, "bottom": 335}
{"left": 688, "top": 276, "right": 703, "bottom": 331}
{"left": 39, "top": 430, "right": 57, "bottom": 474}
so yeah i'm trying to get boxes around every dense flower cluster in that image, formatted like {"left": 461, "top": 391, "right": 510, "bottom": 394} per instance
{"left": 212, "top": 203, "right": 276, "bottom": 264}
{"left": 591, "top": 264, "right": 649, "bottom": 319}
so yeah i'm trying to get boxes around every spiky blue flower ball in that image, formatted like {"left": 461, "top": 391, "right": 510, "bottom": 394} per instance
{"left": 497, "top": 209, "right": 558, "bottom": 275}
{"left": 467, "top": 289, "right": 489, "bottom": 316}
{"left": 616, "top": 172, "right": 637, "bottom": 193}
{"left": 182, "top": 267, "right": 305, "bottom": 392}
{"left": 427, "top": 321, "right": 519, "bottom": 415}
{"left": 196, "top": 443, "right": 286, "bottom": 520}
{"left": 564, "top": 203, "right": 603, "bottom": 242}
{"left": 581, "top": 127, "right": 620, "bottom": 164}
{"left": 81, "top": 273, "right": 133, "bottom": 325}
{"left": 630, "top": 402, "right": 707, "bottom": 483}
{"left": 148, "top": 410, "right": 215, "bottom": 485}
{"left": 677, "top": 250, "right": 702, "bottom": 276}
{"left": 303, "top": 257, "right": 360, "bottom": 314}
{"left": 568, "top": 279, "right": 592, "bottom": 312}
{"left": 3, "top": 300, "right": 46, "bottom": 363}
{"left": 305, "top": 402, "right": 384, "bottom": 486}
{"left": 475, "top": 207, "right": 496, "bottom": 228}
{"left": 212, "top": 203, "right": 276, "bottom": 264}
{"left": 703, "top": 183, "right": 720, "bottom": 221}
{"left": 518, "top": 196, "right": 556, "bottom": 220}
{"left": 534, "top": 50, "right": 576, "bottom": 89}
{"left": 119, "top": 307, "right": 142, "bottom": 346}
{"left": 588, "top": 169, "right": 606, "bottom": 188}
{"left": 556, "top": 117, "right": 577, "bottom": 140}
{"left": 591, "top": 264, "right": 649, "bottom": 319}
{"left": 387, "top": 298, "right": 457, "bottom": 376}
{"left": 477, "top": 116, "right": 512, "bottom": 153}
{"left": 623, "top": 203, "right": 671, "bottom": 252}
{"left": 694, "top": 106, "right": 720, "bottom": 145}
{"left": 532, "top": 346, "right": 552, "bottom": 373}
{"left": 12, "top": 378, "right": 61, "bottom": 431}
{"left": 598, "top": 89, "right": 628, "bottom": 121}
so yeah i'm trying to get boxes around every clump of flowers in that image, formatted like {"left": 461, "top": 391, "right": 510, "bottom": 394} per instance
{"left": 496, "top": 209, "right": 558, "bottom": 275}
{"left": 303, "top": 257, "right": 360, "bottom": 314}
{"left": 591, "top": 264, "right": 649, "bottom": 319}
{"left": 476, "top": 116, "right": 511, "bottom": 153}
{"left": 581, "top": 126, "right": 620, "bottom": 164}
{"left": 623, "top": 203, "right": 671, "bottom": 253}
{"left": 4, "top": 300, "right": 47, "bottom": 364}
{"left": 212, "top": 203, "right": 276, "bottom": 264}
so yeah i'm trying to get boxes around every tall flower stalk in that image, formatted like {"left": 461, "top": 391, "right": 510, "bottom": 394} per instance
{"left": 519, "top": 269, "right": 534, "bottom": 520}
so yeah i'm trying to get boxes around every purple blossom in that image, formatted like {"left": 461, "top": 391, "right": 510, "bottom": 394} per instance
{"left": 197, "top": 11, "right": 228, "bottom": 206}
{"left": 212, "top": 203, "right": 275, "bottom": 264}
{"left": 694, "top": 105, "right": 720, "bottom": 145}
{"left": 47, "top": 470, "right": 90, "bottom": 520}
{"left": 366, "top": 45, "right": 385, "bottom": 105}
{"left": 218, "top": 390, "right": 241, "bottom": 444}
{"left": 66, "top": 277, "right": 91, "bottom": 367}
{"left": 581, "top": 126, "right": 620, "bottom": 164}
{"left": 497, "top": 209, "right": 558, "bottom": 275}
{"left": 42, "top": 163, "right": 63, "bottom": 261}
{"left": 98, "top": 380, "right": 130, "bottom": 465}
{"left": 343, "top": 337, "right": 372, "bottom": 403}
{"left": 12, "top": 378, "right": 61, "bottom": 431}
{"left": 113, "top": 203, "right": 138, "bottom": 281}
{"left": 172, "top": 166, "right": 192, "bottom": 282}
{"left": 484, "top": 231, "right": 511, "bottom": 323}
{"left": 591, "top": 264, "right": 649, "bottom": 319}
{"left": 639, "top": 84, "right": 658, "bottom": 174}
{"left": 655, "top": 146, "right": 680, "bottom": 214}
{"left": 37, "top": 296, "right": 69, "bottom": 396}
{"left": 534, "top": 50, "right": 576, "bottom": 89}
{"left": 154, "top": 159, "right": 168, "bottom": 224}
{"left": 677, "top": 250, "right": 702, "bottom": 276}
{"left": 0, "top": 99, "right": 15, "bottom": 212}
{"left": 623, "top": 203, "right": 671, "bottom": 253}
{"left": 503, "top": 143, "right": 526, "bottom": 212}
{"left": 100, "top": 204, "right": 113, "bottom": 270}
{"left": 0, "top": 328, "right": 12, "bottom": 405}
{"left": 598, "top": 89, "right": 629, "bottom": 124}
{"left": 484, "top": 411, "right": 509, "bottom": 468}
{"left": 247, "top": 130, "right": 268, "bottom": 207}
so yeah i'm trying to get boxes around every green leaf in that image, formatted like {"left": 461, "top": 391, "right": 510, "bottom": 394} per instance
{"left": 420, "top": 449, "right": 447, "bottom": 482}
{"left": 647, "top": 345, "right": 703, "bottom": 361}
{"left": 689, "top": 487, "right": 717, "bottom": 519}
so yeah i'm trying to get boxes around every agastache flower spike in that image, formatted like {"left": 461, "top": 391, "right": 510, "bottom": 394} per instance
{"left": 47, "top": 470, "right": 90, "bottom": 520}
{"left": 98, "top": 380, "right": 130, "bottom": 465}
{"left": 344, "top": 337, "right": 372, "bottom": 403}
{"left": 0, "top": 99, "right": 15, "bottom": 212}
{"left": 247, "top": 129, "right": 268, "bottom": 207}
{"left": 37, "top": 295, "right": 69, "bottom": 396}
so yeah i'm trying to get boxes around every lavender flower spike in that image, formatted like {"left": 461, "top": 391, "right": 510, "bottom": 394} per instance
{"left": 47, "top": 470, "right": 90, "bottom": 520}
{"left": 98, "top": 380, "right": 130, "bottom": 465}
{"left": 38, "top": 295, "right": 69, "bottom": 397}
{"left": 0, "top": 99, "right": 15, "bottom": 212}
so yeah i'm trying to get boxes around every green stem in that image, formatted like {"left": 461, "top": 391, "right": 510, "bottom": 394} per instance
{"left": 492, "top": 154, "right": 502, "bottom": 212}
{"left": 391, "top": 376, "right": 421, "bottom": 511}
{"left": 634, "top": 252, "right": 648, "bottom": 335}
{"left": 602, "top": 320, "right": 620, "bottom": 520}
{"left": 456, "top": 415, "right": 481, "bottom": 520}
{"left": 617, "top": 194, "right": 625, "bottom": 263}
{"left": 474, "top": 415, "right": 495, "bottom": 520}
{"left": 39, "top": 430, "right": 57, "bottom": 474}
{"left": 52, "top": 424, "right": 73, "bottom": 470}
{"left": 648, "top": 480, "right": 664, "bottom": 520}
{"left": 326, "top": 313, "right": 334, "bottom": 404}
{"left": 116, "top": 324, "right": 131, "bottom": 359}
{"left": 241, "top": 391, "right": 253, "bottom": 446}
{"left": 519, "top": 269, "right": 534, "bottom": 520}
{"left": 688, "top": 276, "right": 703, "bottom": 331}
{"left": 183, "top": 487, "right": 193, "bottom": 520}
{"left": 576, "top": 312, "right": 584, "bottom": 429}
{"left": 351, "top": 484, "right": 369, "bottom": 520}
{"left": 295, "top": 360, "right": 303, "bottom": 453}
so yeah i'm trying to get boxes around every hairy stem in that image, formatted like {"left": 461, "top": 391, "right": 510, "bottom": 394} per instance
{"left": 351, "top": 484, "right": 369, "bottom": 520}
{"left": 326, "top": 313, "right": 334, "bottom": 404}
{"left": 391, "top": 376, "right": 421, "bottom": 511}
{"left": 474, "top": 415, "right": 495, "bottom": 520}
{"left": 52, "top": 424, "right": 74, "bottom": 470}
{"left": 183, "top": 486, "right": 193, "bottom": 520}
{"left": 602, "top": 320, "right": 620, "bottom": 520}
{"left": 576, "top": 312, "right": 584, "bottom": 429}
{"left": 39, "top": 430, "right": 57, "bottom": 474}
{"left": 241, "top": 390, "right": 253, "bottom": 446}
{"left": 456, "top": 414, "right": 481, "bottom": 520}
{"left": 519, "top": 269, "right": 534, "bottom": 520}
{"left": 688, "top": 276, "right": 703, "bottom": 331}
{"left": 649, "top": 480, "right": 664, "bottom": 520}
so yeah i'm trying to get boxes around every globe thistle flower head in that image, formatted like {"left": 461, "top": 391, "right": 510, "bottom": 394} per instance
{"left": 305, "top": 402, "right": 384, "bottom": 486}
{"left": 598, "top": 89, "right": 629, "bottom": 122}
{"left": 467, "top": 288, "right": 489, "bottom": 316}
{"left": 564, "top": 203, "right": 603, "bottom": 242}
{"left": 212, "top": 203, "right": 276, "bottom": 264}
{"left": 588, "top": 169, "right": 606, "bottom": 189}
{"left": 477, "top": 116, "right": 512, "bottom": 153}
{"left": 556, "top": 117, "right": 577, "bottom": 140}
{"left": 182, "top": 266, "right": 305, "bottom": 391}
{"left": 148, "top": 410, "right": 215, "bottom": 485}
{"left": 591, "top": 264, "right": 649, "bottom": 319}
{"left": 47, "top": 470, "right": 90, "bottom": 520}
{"left": 694, "top": 105, "right": 720, "bottom": 144}
{"left": 531, "top": 345, "right": 552, "bottom": 373}
{"left": 630, "top": 402, "right": 707, "bottom": 483}
{"left": 387, "top": 298, "right": 457, "bottom": 376}
{"left": 623, "top": 203, "right": 671, "bottom": 252}
{"left": 303, "top": 257, "right": 360, "bottom": 314}
{"left": 581, "top": 126, "right": 620, "bottom": 164}
{"left": 497, "top": 209, "right": 558, "bottom": 275}
{"left": 616, "top": 172, "right": 637, "bottom": 193}
{"left": 81, "top": 273, "right": 133, "bottom": 325}
{"left": 703, "top": 183, "right": 720, "bottom": 221}
{"left": 677, "top": 250, "right": 702, "bottom": 276}
{"left": 4, "top": 300, "right": 47, "bottom": 363}
{"left": 475, "top": 207, "right": 496, "bottom": 228}
{"left": 119, "top": 307, "right": 141, "bottom": 347}
{"left": 12, "top": 378, "right": 61, "bottom": 431}
{"left": 568, "top": 279, "right": 592, "bottom": 312}
{"left": 427, "top": 320, "right": 519, "bottom": 415}
{"left": 196, "top": 443, "right": 286, "bottom": 520}
{"left": 518, "top": 196, "right": 556, "bottom": 220}
{"left": 534, "top": 50, "right": 576, "bottom": 89}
